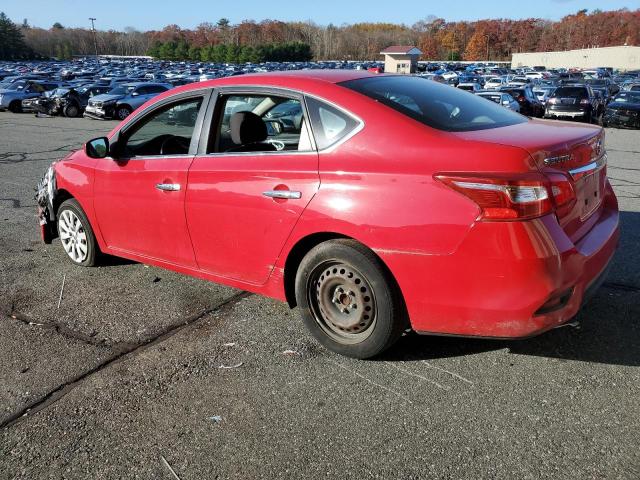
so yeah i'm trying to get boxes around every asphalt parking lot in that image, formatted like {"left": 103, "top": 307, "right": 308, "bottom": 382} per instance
{"left": 0, "top": 112, "right": 639, "bottom": 479}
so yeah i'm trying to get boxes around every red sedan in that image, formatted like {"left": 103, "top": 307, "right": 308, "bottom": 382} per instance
{"left": 36, "top": 71, "right": 619, "bottom": 358}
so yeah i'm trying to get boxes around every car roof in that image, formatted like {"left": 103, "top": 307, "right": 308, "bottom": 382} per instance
{"left": 169, "top": 69, "right": 377, "bottom": 95}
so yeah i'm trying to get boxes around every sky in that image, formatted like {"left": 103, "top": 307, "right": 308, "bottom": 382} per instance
{"left": 2, "top": 0, "right": 639, "bottom": 30}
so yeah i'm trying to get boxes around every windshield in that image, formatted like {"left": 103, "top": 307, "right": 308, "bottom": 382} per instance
{"left": 613, "top": 92, "right": 640, "bottom": 103}
{"left": 6, "top": 80, "right": 27, "bottom": 91}
{"left": 108, "top": 85, "right": 135, "bottom": 96}
{"left": 51, "top": 88, "right": 70, "bottom": 97}
{"left": 478, "top": 94, "right": 502, "bottom": 104}
{"left": 340, "top": 76, "right": 526, "bottom": 132}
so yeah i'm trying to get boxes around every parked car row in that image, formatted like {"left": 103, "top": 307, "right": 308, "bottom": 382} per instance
{"left": 454, "top": 67, "right": 640, "bottom": 128}
{"left": 1, "top": 58, "right": 639, "bottom": 127}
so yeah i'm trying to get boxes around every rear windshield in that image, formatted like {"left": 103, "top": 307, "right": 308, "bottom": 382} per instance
{"left": 479, "top": 94, "right": 502, "bottom": 103}
{"left": 552, "top": 87, "right": 588, "bottom": 99}
{"left": 340, "top": 76, "right": 526, "bottom": 132}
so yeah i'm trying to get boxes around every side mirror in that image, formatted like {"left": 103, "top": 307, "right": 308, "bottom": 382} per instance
{"left": 131, "top": 91, "right": 139, "bottom": 96}
{"left": 502, "top": 100, "right": 511, "bottom": 105}
{"left": 85, "top": 137, "right": 110, "bottom": 159}
{"left": 264, "top": 120, "right": 284, "bottom": 135}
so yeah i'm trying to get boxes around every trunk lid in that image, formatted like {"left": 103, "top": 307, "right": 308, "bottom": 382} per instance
{"left": 454, "top": 119, "right": 607, "bottom": 242}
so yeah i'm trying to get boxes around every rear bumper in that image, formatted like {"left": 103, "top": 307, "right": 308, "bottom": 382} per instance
{"left": 545, "top": 109, "right": 588, "bottom": 119}
{"left": 378, "top": 182, "right": 619, "bottom": 338}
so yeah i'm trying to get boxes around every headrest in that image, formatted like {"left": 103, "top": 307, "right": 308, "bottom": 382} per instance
{"left": 230, "top": 111, "right": 267, "bottom": 145}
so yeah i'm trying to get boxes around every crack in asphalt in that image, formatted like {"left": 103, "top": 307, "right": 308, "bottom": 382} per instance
{"left": 6, "top": 307, "right": 137, "bottom": 353}
{"left": 0, "top": 144, "right": 78, "bottom": 165}
{"left": 0, "top": 198, "right": 22, "bottom": 208}
{"left": 603, "top": 281, "right": 640, "bottom": 293}
{"left": 0, "top": 291, "right": 251, "bottom": 430}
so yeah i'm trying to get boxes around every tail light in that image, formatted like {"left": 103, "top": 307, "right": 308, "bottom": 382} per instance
{"left": 546, "top": 172, "right": 576, "bottom": 217}
{"left": 435, "top": 175, "right": 552, "bottom": 220}
{"left": 436, "top": 173, "right": 578, "bottom": 222}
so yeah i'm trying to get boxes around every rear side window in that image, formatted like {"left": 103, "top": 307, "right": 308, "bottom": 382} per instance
{"left": 305, "top": 97, "right": 359, "bottom": 150}
{"left": 341, "top": 76, "right": 525, "bottom": 132}
{"left": 552, "top": 87, "right": 588, "bottom": 99}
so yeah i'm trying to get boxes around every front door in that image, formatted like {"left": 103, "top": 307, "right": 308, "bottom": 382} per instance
{"left": 93, "top": 94, "right": 206, "bottom": 267}
{"left": 185, "top": 90, "right": 319, "bottom": 284}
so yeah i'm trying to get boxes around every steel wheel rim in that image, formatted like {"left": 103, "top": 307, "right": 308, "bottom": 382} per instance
{"left": 58, "top": 209, "right": 88, "bottom": 263}
{"left": 307, "top": 261, "right": 377, "bottom": 344}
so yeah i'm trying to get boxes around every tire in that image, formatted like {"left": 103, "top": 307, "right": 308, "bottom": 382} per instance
{"left": 295, "top": 239, "right": 408, "bottom": 359}
{"left": 115, "top": 105, "right": 131, "bottom": 120}
{"left": 56, "top": 199, "right": 98, "bottom": 267}
{"left": 8, "top": 101, "right": 22, "bottom": 113}
{"left": 63, "top": 103, "right": 80, "bottom": 118}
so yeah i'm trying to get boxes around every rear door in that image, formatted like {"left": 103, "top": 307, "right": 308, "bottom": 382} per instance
{"left": 185, "top": 87, "right": 319, "bottom": 284}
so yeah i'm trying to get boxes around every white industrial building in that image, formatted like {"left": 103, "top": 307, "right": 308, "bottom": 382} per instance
{"left": 511, "top": 45, "right": 640, "bottom": 70}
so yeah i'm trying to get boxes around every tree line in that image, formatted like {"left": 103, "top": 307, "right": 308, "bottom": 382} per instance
{"left": 1, "top": 9, "right": 639, "bottom": 62}
{"left": 146, "top": 40, "right": 312, "bottom": 62}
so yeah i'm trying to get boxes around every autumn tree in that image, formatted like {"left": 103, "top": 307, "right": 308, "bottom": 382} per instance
{"left": 463, "top": 30, "right": 488, "bottom": 60}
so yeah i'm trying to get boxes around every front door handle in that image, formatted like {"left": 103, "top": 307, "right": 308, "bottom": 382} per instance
{"left": 156, "top": 183, "right": 181, "bottom": 191}
{"left": 262, "top": 190, "right": 301, "bottom": 200}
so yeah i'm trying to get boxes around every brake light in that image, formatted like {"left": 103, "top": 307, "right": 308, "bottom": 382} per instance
{"left": 435, "top": 175, "right": 552, "bottom": 221}
{"left": 546, "top": 172, "right": 576, "bottom": 217}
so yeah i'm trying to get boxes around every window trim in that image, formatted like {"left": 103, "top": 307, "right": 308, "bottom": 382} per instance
{"left": 304, "top": 95, "right": 364, "bottom": 153}
{"left": 111, "top": 88, "right": 212, "bottom": 161}
{"left": 198, "top": 85, "right": 318, "bottom": 157}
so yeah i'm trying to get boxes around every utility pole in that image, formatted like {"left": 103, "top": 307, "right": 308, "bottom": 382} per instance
{"left": 485, "top": 34, "right": 490, "bottom": 61}
{"left": 89, "top": 17, "right": 98, "bottom": 57}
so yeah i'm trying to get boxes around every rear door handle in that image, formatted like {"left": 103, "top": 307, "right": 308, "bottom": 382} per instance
{"left": 262, "top": 190, "right": 301, "bottom": 200}
{"left": 156, "top": 183, "right": 181, "bottom": 191}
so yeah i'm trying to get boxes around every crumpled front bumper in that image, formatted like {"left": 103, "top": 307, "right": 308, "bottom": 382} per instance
{"left": 34, "top": 164, "right": 57, "bottom": 243}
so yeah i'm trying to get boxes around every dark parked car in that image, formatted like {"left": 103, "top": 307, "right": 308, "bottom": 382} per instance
{"left": 545, "top": 85, "right": 599, "bottom": 123}
{"left": 38, "top": 85, "right": 113, "bottom": 117}
{"left": 499, "top": 85, "right": 545, "bottom": 117}
{"left": 84, "top": 82, "right": 171, "bottom": 120}
{"left": 603, "top": 91, "right": 640, "bottom": 129}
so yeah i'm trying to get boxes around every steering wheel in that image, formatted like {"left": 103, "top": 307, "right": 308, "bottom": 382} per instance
{"left": 160, "top": 135, "right": 190, "bottom": 155}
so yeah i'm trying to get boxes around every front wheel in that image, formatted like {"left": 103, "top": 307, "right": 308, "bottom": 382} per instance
{"left": 295, "top": 240, "right": 407, "bottom": 359}
{"left": 57, "top": 199, "right": 98, "bottom": 266}
{"left": 115, "top": 106, "right": 131, "bottom": 120}
{"left": 63, "top": 103, "right": 80, "bottom": 118}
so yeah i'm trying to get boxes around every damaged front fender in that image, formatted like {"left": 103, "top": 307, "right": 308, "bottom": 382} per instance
{"left": 34, "top": 162, "right": 58, "bottom": 244}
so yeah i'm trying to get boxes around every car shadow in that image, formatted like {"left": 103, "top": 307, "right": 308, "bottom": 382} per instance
{"left": 98, "top": 254, "right": 138, "bottom": 267}
{"left": 380, "top": 211, "right": 640, "bottom": 367}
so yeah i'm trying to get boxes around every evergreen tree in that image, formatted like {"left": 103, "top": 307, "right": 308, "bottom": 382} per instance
{"left": 0, "top": 12, "right": 32, "bottom": 60}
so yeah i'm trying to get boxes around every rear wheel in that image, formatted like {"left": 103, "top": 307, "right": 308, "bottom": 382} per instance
{"left": 57, "top": 199, "right": 98, "bottom": 266}
{"left": 8, "top": 101, "right": 22, "bottom": 113}
{"left": 295, "top": 239, "right": 407, "bottom": 359}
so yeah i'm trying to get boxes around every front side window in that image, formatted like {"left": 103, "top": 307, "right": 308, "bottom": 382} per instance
{"left": 210, "top": 94, "right": 311, "bottom": 153}
{"left": 341, "top": 76, "right": 526, "bottom": 132}
{"left": 120, "top": 96, "right": 203, "bottom": 158}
